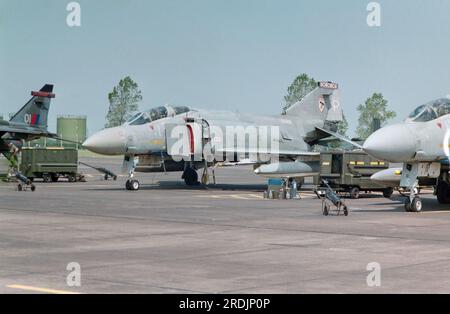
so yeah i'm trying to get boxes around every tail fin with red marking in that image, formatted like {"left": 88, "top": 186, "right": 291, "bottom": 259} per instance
{"left": 9, "top": 84, "right": 55, "bottom": 130}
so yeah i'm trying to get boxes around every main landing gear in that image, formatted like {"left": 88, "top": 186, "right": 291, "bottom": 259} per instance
{"left": 182, "top": 167, "right": 199, "bottom": 186}
{"left": 436, "top": 181, "right": 450, "bottom": 204}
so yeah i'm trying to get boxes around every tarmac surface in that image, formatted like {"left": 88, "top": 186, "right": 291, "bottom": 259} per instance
{"left": 1, "top": 157, "right": 450, "bottom": 294}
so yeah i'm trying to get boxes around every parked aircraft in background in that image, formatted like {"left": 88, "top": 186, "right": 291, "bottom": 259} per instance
{"left": 0, "top": 85, "right": 56, "bottom": 164}
{"left": 326, "top": 98, "right": 450, "bottom": 212}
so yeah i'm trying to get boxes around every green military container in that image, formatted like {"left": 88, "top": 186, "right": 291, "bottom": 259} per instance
{"left": 317, "top": 151, "right": 393, "bottom": 199}
{"left": 19, "top": 147, "right": 78, "bottom": 182}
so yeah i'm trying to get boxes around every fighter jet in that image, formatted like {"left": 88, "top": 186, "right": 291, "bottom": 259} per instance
{"left": 1, "top": 84, "right": 56, "bottom": 164}
{"left": 324, "top": 98, "right": 450, "bottom": 212}
{"left": 83, "top": 81, "right": 343, "bottom": 190}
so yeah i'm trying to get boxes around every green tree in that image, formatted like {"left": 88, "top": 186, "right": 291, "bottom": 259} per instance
{"left": 283, "top": 73, "right": 316, "bottom": 114}
{"left": 327, "top": 114, "right": 349, "bottom": 149}
{"left": 336, "top": 114, "right": 349, "bottom": 136}
{"left": 356, "top": 93, "right": 396, "bottom": 139}
{"left": 105, "top": 76, "right": 143, "bottom": 128}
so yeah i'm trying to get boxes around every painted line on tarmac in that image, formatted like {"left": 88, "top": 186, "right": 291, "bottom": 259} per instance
{"left": 195, "top": 194, "right": 263, "bottom": 200}
{"left": 230, "top": 194, "right": 256, "bottom": 200}
{"left": 195, "top": 193, "right": 317, "bottom": 200}
{"left": 7, "top": 284, "right": 80, "bottom": 294}
{"left": 29, "top": 185, "right": 121, "bottom": 189}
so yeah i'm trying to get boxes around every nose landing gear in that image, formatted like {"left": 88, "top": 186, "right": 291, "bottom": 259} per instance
{"left": 405, "top": 196, "right": 422, "bottom": 212}
{"left": 126, "top": 179, "right": 140, "bottom": 191}
{"left": 404, "top": 181, "right": 422, "bottom": 212}
{"left": 123, "top": 154, "right": 140, "bottom": 191}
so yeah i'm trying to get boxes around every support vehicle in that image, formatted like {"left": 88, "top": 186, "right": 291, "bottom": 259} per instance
{"left": 317, "top": 151, "right": 393, "bottom": 199}
{"left": 19, "top": 147, "right": 79, "bottom": 182}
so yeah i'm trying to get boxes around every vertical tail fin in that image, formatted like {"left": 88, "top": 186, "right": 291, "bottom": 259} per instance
{"left": 285, "top": 81, "right": 343, "bottom": 123}
{"left": 9, "top": 84, "right": 55, "bottom": 130}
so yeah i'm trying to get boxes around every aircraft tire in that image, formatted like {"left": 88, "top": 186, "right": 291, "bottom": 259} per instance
{"left": 437, "top": 181, "right": 450, "bottom": 204}
{"left": 184, "top": 168, "right": 199, "bottom": 186}
{"left": 410, "top": 197, "right": 422, "bottom": 213}
{"left": 126, "top": 179, "right": 140, "bottom": 191}
{"left": 383, "top": 188, "right": 394, "bottom": 198}
{"left": 404, "top": 200, "right": 412, "bottom": 212}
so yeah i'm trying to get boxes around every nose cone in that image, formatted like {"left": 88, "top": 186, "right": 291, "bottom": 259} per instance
{"left": 363, "top": 124, "right": 417, "bottom": 162}
{"left": 83, "top": 127, "right": 127, "bottom": 155}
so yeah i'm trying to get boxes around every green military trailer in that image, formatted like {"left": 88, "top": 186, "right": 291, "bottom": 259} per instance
{"left": 20, "top": 147, "right": 79, "bottom": 182}
{"left": 317, "top": 151, "right": 393, "bottom": 199}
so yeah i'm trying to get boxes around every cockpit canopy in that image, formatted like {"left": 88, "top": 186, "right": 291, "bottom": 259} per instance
{"left": 127, "top": 112, "right": 151, "bottom": 126}
{"left": 408, "top": 98, "right": 450, "bottom": 122}
{"left": 126, "top": 105, "right": 192, "bottom": 126}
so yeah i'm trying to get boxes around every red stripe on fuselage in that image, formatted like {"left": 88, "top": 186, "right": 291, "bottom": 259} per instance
{"left": 187, "top": 125, "right": 194, "bottom": 155}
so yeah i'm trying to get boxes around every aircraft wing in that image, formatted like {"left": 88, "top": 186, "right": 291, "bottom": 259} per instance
{"left": 315, "top": 126, "right": 364, "bottom": 149}
{"left": 0, "top": 125, "right": 57, "bottom": 138}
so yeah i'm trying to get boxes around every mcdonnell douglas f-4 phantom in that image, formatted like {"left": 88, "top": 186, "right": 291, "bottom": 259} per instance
{"left": 83, "top": 81, "right": 343, "bottom": 190}
{"left": 323, "top": 97, "right": 450, "bottom": 212}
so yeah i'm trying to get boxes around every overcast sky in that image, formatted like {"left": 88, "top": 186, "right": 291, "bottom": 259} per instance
{"left": 2, "top": 0, "right": 450, "bottom": 136}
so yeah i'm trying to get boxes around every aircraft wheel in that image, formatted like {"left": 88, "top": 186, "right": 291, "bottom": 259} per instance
{"left": 410, "top": 197, "right": 422, "bottom": 213}
{"left": 126, "top": 179, "right": 140, "bottom": 191}
{"left": 383, "top": 188, "right": 394, "bottom": 198}
{"left": 30, "top": 184, "right": 36, "bottom": 192}
{"left": 349, "top": 187, "right": 360, "bottom": 199}
{"left": 437, "top": 181, "right": 450, "bottom": 204}
{"left": 404, "top": 198, "right": 412, "bottom": 212}
{"left": 17, "top": 184, "right": 22, "bottom": 191}
{"left": 104, "top": 174, "right": 109, "bottom": 181}
{"left": 113, "top": 176, "right": 118, "bottom": 181}
{"left": 184, "top": 168, "right": 199, "bottom": 186}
